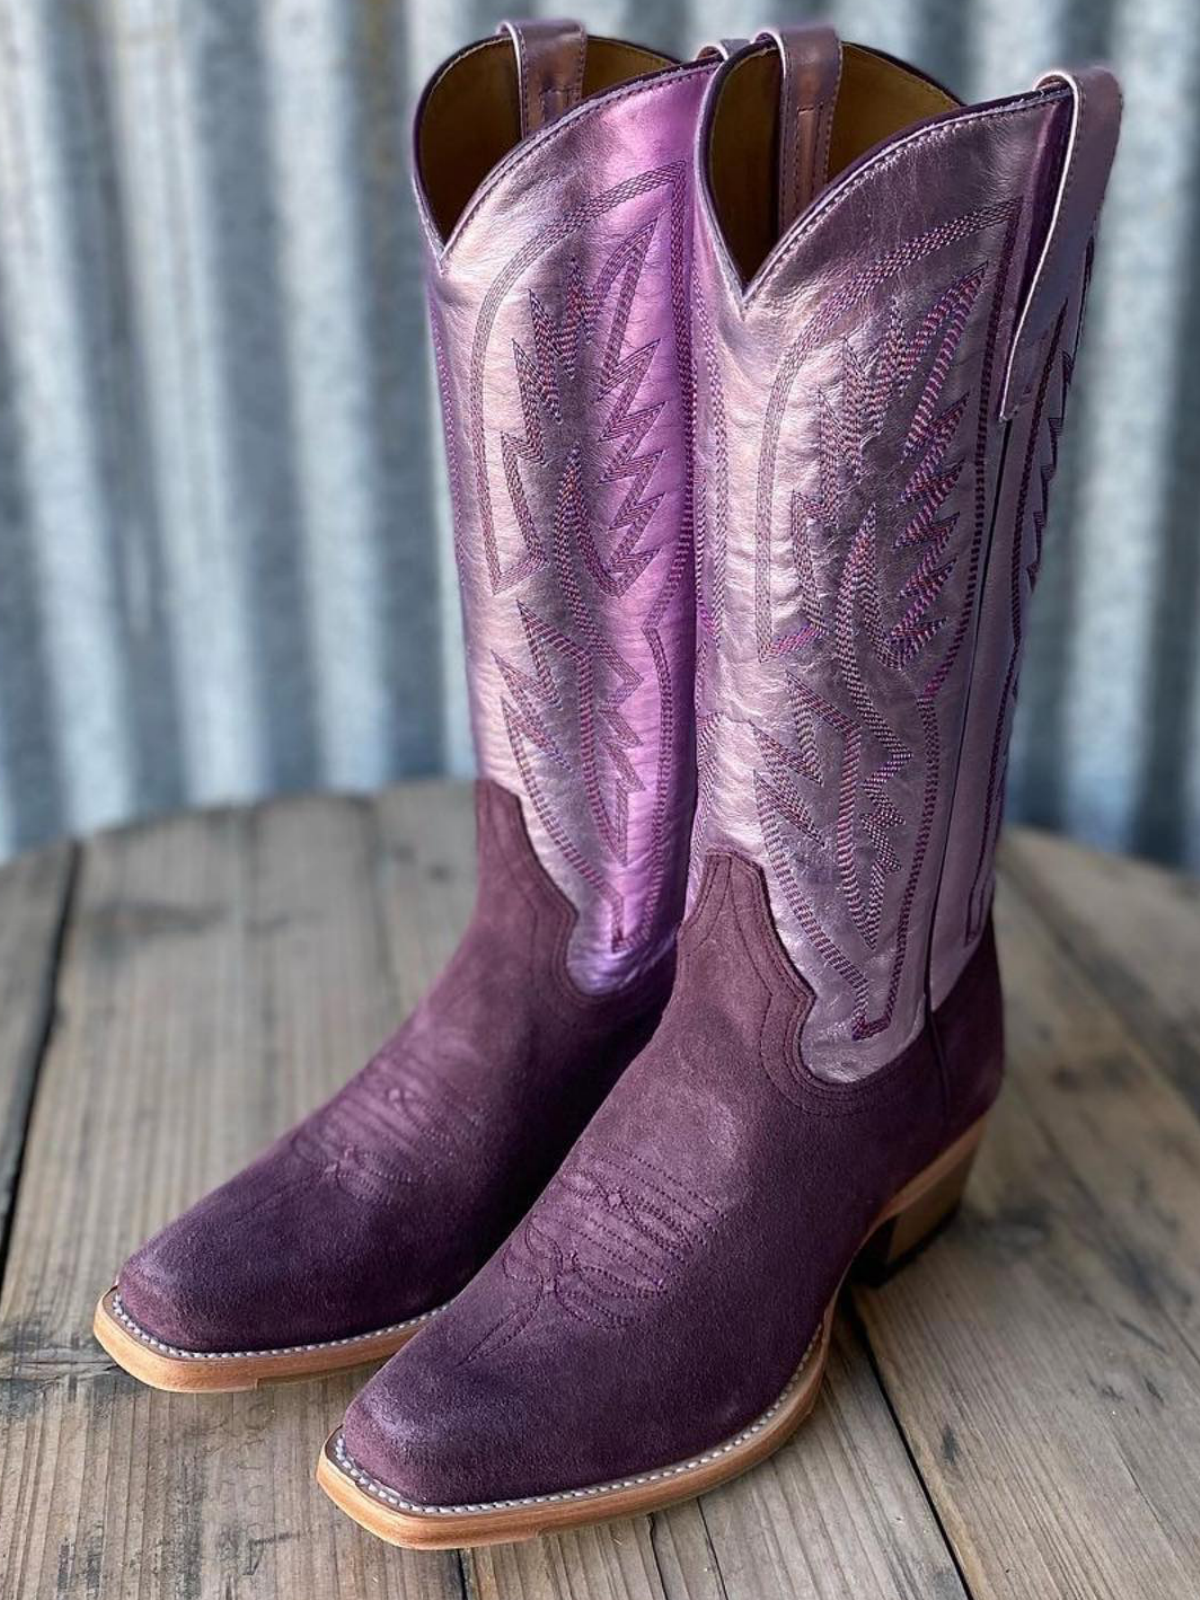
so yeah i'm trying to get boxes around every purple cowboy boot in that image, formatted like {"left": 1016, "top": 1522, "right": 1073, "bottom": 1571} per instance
{"left": 319, "top": 27, "right": 1120, "bottom": 1544}
{"left": 94, "top": 21, "right": 712, "bottom": 1391}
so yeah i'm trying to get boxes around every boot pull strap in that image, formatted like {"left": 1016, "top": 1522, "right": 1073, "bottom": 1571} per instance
{"left": 1000, "top": 65, "right": 1121, "bottom": 419}
{"left": 696, "top": 38, "right": 749, "bottom": 62}
{"left": 756, "top": 25, "right": 842, "bottom": 236}
{"left": 498, "top": 19, "right": 587, "bottom": 139}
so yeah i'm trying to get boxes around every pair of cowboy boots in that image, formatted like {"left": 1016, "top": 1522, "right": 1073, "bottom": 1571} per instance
{"left": 94, "top": 20, "right": 1120, "bottom": 1548}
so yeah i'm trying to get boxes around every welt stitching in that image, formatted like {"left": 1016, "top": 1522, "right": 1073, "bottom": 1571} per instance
{"left": 108, "top": 1293, "right": 440, "bottom": 1363}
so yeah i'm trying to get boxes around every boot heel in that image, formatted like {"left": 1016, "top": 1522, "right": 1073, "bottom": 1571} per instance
{"left": 856, "top": 1139, "right": 979, "bottom": 1286}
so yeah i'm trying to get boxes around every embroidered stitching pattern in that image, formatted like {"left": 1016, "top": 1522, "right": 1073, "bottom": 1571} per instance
{"left": 329, "top": 1321, "right": 822, "bottom": 1516}
{"left": 741, "top": 90, "right": 1067, "bottom": 309}
{"left": 690, "top": 292, "right": 730, "bottom": 907}
{"left": 435, "top": 67, "right": 708, "bottom": 260}
{"left": 465, "top": 163, "right": 692, "bottom": 977}
{"left": 455, "top": 1138, "right": 724, "bottom": 1365}
{"left": 293, "top": 1041, "right": 488, "bottom": 1204}
{"left": 746, "top": 203, "right": 1021, "bottom": 1061}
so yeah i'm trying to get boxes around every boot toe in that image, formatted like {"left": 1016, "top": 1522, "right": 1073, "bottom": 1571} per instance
{"left": 115, "top": 1134, "right": 441, "bottom": 1353}
{"left": 116, "top": 1142, "right": 319, "bottom": 1352}
{"left": 341, "top": 1337, "right": 529, "bottom": 1510}
{"left": 117, "top": 1232, "right": 213, "bottom": 1353}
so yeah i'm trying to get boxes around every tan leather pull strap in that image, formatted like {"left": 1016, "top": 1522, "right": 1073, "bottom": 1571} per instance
{"left": 756, "top": 25, "right": 842, "bottom": 235}
{"left": 499, "top": 19, "right": 587, "bottom": 139}
{"left": 1000, "top": 65, "right": 1121, "bottom": 418}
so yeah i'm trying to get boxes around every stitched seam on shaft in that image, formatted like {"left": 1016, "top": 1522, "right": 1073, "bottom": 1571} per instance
{"left": 963, "top": 307, "right": 1069, "bottom": 945}
{"left": 1005, "top": 78, "right": 1087, "bottom": 411}
{"left": 696, "top": 855, "right": 945, "bottom": 1115}
{"left": 568, "top": 29, "right": 586, "bottom": 109}
{"left": 329, "top": 1325, "right": 823, "bottom": 1515}
{"left": 108, "top": 1293, "right": 442, "bottom": 1362}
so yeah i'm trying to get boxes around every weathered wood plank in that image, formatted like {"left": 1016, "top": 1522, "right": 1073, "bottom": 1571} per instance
{"left": 853, "top": 852, "right": 1200, "bottom": 1599}
{"left": 0, "top": 798, "right": 465, "bottom": 1600}
{"left": 473, "top": 1519, "right": 668, "bottom": 1600}
{"left": 1002, "top": 828, "right": 1200, "bottom": 1115}
{"left": 0, "top": 842, "right": 74, "bottom": 1249}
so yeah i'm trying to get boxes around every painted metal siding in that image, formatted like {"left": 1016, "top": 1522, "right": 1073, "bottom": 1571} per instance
{"left": 0, "top": 0, "right": 1196, "bottom": 865}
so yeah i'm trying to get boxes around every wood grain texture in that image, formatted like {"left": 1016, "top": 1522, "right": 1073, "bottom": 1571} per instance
{"left": 472, "top": 1518, "right": 667, "bottom": 1600}
{"left": 0, "top": 843, "right": 74, "bottom": 1244}
{"left": 1002, "top": 829, "right": 1200, "bottom": 1112}
{"left": 855, "top": 839, "right": 1200, "bottom": 1600}
{"left": 3, "top": 795, "right": 1199, "bottom": 1598}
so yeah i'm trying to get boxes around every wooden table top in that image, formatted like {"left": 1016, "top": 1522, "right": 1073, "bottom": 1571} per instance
{"left": 1, "top": 780, "right": 1198, "bottom": 1599}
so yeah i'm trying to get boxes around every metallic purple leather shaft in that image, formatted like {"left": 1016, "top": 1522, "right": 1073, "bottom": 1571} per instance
{"left": 932, "top": 66, "right": 1120, "bottom": 1002}
{"left": 926, "top": 261, "right": 1089, "bottom": 1002}
{"left": 692, "top": 54, "right": 1120, "bottom": 1077}
{"left": 419, "top": 53, "right": 713, "bottom": 994}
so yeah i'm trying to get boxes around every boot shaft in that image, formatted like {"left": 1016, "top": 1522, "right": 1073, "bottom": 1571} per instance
{"left": 690, "top": 31, "right": 1119, "bottom": 1078}
{"left": 414, "top": 26, "right": 713, "bottom": 994}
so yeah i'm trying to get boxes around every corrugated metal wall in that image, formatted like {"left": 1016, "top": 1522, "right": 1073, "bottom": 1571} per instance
{"left": 0, "top": 0, "right": 1196, "bottom": 867}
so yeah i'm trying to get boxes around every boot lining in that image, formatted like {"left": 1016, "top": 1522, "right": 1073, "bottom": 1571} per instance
{"left": 417, "top": 37, "right": 676, "bottom": 240}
